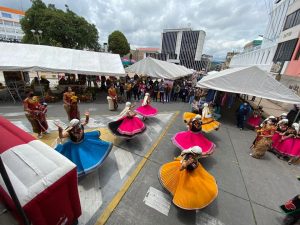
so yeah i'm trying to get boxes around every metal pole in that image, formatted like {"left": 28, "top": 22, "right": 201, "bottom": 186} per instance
{"left": 36, "top": 71, "right": 45, "bottom": 102}
{"left": 0, "top": 156, "right": 31, "bottom": 225}
{"left": 257, "top": 98, "right": 262, "bottom": 107}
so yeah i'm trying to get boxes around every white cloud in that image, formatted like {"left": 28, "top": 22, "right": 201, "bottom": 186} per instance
{"left": 2, "top": 0, "right": 272, "bottom": 59}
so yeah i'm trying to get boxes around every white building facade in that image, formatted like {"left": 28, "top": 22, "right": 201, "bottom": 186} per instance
{"left": 230, "top": 0, "right": 297, "bottom": 71}
{"left": 0, "top": 6, "right": 25, "bottom": 42}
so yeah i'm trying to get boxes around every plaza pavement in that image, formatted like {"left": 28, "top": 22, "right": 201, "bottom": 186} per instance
{"left": 0, "top": 94, "right": 299, "bottom": 225}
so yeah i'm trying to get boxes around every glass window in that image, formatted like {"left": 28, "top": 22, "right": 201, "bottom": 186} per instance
{"left": 5, "top": 28, "right": 15, "bottom": 33}
{"left": 283, "top": 9, "right": 300, "bottom": 30}
{"left": 294, "top": 9, "right": 300, "bottom": 27}
{"left": 273, "top": 38, "right": 298, "bottom": 62}
{"left": 13, "top": 22, "right": 21, "bottom": 27}
{"left": 1, "top": 12, "right": 12, "bottom": 19}
{"left": 4, "top": 20, "right": 13, "bottom": 26}
{"left": 7, "top": 35, "right": 16, "bottom": 39}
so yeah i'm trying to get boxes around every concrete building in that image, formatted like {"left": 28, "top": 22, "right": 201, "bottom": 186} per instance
{"left": 223, "top": 51, "right": 240, "bottom": 69}
{"left": 273, "top": 0, "right": 300, "bottom": 94}
{"left": 132, "top": 48, "right": 160, "bottom": 61}
{"left": 0, "top": 6, "right": 24, "bottom": 43}
{"left": 230, "top": 0, "right": 297, "bottom": 71}
{"left": 160, "top": 28, "right": 206, "bottom": 71}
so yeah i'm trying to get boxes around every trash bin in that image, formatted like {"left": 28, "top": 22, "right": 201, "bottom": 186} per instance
{"left": 0, "top": 116, "right": 81, "bottom": 225}
{"left": 107, "top": 96, "right": 114, "bottom": 110}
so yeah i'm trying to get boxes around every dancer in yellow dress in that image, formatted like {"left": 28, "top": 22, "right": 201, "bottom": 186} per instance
{"left": 201, "top": 103, "right": 220, "bottom": 133}
{"left": 158, "top": 146, "right": 218, "bottom": 210}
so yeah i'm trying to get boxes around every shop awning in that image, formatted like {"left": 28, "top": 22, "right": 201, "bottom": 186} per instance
{"left": 0, "top": 43, "right": 125, "bottom": 76}
{"left": 125, "top": 57, "right": 193, "bottom": 80}
{"left": 197, "top": 66, "right": 300, "bottom": 104}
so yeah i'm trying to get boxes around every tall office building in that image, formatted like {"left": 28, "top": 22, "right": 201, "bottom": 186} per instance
{"left": 0, "top": 6, "right": 25, "bottom": 43}
{"left": 160, "top": 28, "right": 206, "bottom": 71}
{"left": 230, "top": 0, "right": 296, "bottom": 71}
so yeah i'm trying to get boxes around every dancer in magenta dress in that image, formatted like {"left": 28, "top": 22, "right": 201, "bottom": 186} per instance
{"left": 272, "top": 119, "right": 289, "bottom": 148}
{"left": 273, "top": 123, "right": 298, "bottom": 157}
{"left": 108, "top": 102, "right": 146, "bottom": 138}
{"left": 172, "top": 115, "right": 215, "bottom": 157}
{"left": 135, "top": 93, "right": 158, "bottom": 119}
{"left": 288, "top": 126, "right": 300, "bottom": 164}
{"left": 247, "top": 106, "right": 263, "bottom": 129}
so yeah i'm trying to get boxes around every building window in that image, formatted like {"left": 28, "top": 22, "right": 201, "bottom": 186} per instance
{"left": 273, "top": 38, "right": 298, "bottom": 62}
{"left": 295, "top": 45, "right": 300, "bottom": 60}
{"left": 5, "top": 28, "right": 15, "bottom": 33}
{"left": 1, "top": 12, "right": 12, "bottom": 19}
{"left": 4, "top": 20, "right": 13, "bottom": 26}
{"left": 283, "top": 9, "right": 300, "bottom": 30}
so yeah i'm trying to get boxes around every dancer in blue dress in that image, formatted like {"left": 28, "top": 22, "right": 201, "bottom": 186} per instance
{"left": 54, "top": 112, "right": 113, "bottom": 176}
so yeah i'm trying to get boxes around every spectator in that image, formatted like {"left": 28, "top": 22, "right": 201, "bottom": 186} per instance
{"left": 165, "top": 83, "right": 171, "bottom": 103}
{"left": 287, "top": 104, "right": 300, "bottom": 126}
{"left": 159, "top": 80, "right": 165, "bottom": 103}
{"left": 173, "top": 84, "right": 180, "bottom": 101}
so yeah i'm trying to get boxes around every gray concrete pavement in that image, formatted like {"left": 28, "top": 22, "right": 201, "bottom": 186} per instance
{"left": 0, "top": 97, "right": 299, "bottom": 225}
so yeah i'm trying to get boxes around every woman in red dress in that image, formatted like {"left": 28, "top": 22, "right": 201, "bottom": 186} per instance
{"left": 23, "top": 91, "right": 49, "bottom": 138}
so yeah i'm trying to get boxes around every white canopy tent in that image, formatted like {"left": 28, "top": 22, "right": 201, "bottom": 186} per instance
{"left": 125, "top": 57, "right": 193, "bottom": 80}
{"left": 197, "top": 66, "right": 300, "bottom": 104}
{"left": 0, "top": 42, "right": 125, "bottom": 76}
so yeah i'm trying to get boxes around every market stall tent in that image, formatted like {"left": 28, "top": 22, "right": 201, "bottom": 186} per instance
{"left": 0, "top": 43, "right": 125, "bottom": 76}
{"left": 125, "top": 57, "right": 193, "bottom": 80}
{"left": 197, "top": 66, "right": 300, "bottom": 104}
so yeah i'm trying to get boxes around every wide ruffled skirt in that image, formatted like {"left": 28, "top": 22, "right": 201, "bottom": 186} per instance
{"left": 108, "top": 116, "right": 146, "bottom": 138}
{"left": 272, "top": 133, "right": 281, "bottom": 147}
{"left": 135, "top": 105, "right": 158, "bottom": 117}
{"left": 247, "top": 115, "right": 261, "bottom": 128}
{"left": 273, "top": 137, "right": 295, "bottom": 156}
{"left": 159, "top": 159, "right": 218, "bottom": 210}
{"left": 183, "top": 112, "right": 197, "bottom": 123}
{"left": 202, "top": 118, "right": 220, "bottom": 133}
{"left": 274, "top": 137, "right": 300, "bottom": 157}
{"left": 172, "top": 131, "right": 215, "bottom": 156}
{"left": 55, "top": 131, "right": 113, "bottom": 176}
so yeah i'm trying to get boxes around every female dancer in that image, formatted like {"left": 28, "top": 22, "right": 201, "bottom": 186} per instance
{"left": 288, "top": 124, "right": 300, "bottom": 164}
{"left": 201, "top": 103, "right": 220, "bottom": 133}
{"left": 63, "top": 87, "right": 75, "bottom": 121}
{"left": 135, "top": 93, "right": 158, "bottom": 119}
{"left": 54, "top": 112, "right": 112, "bottom": 176}
{"left": 247, "top": 106, "right": 263, "bottom": 129}
{"left": 23, "top": 91, "right": 49, "bottom": 138}
{"left": 158, "top": 146, "right": 218, "bottom": 210}
{"left": 272, "top": 119, "right": 289, "bottom": 150}
{"left": 273, "top": 123, "right": 298, "bottom": 161}
{"left": 280, "top": 193, "right": 300, "bottom": 225}
{"left": 173, "top": 115, "right": 215, "bottom": 157}
{"left": 108, "top": 102, "right": 146, "bottom": 138}
{"left": 250, "top": 118, "right": 276, "bottom": 159}
{"left": 69, "top": 95, "right": 80, "bottom": 120}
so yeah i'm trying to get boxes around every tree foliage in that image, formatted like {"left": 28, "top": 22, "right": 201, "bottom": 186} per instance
{"left": 20, "top": 0, "right": 100, "bottom": 50}
{"left": 108, "top": 30, "right": 130, "bottom": 56}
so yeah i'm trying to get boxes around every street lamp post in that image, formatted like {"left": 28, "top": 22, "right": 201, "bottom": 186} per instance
{"left": 30, "top": 29, "right": 43, "bottom": 45}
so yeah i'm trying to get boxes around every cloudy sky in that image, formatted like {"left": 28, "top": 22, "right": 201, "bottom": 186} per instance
{"left": 2, "top": 0, "right": 274, "bottom": 60}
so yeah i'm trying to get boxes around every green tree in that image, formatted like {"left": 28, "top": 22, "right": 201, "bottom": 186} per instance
{"left": 20, "top": 0, "right": 100, "bottom": 51}
{"left": 108, "top": 30, "right": 130, "bottom": 56}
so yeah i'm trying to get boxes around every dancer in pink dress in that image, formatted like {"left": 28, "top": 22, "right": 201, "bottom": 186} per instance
{"left": 273, "top": 123, "right": 298, "bottom": 157}
{"left": 108, "top": 102, "right": 146, "bottom": 138}
{"left": 272, "top": 119, "right": 289, "bottom": 149}
{"left": 135, "top": 93, "right": 158, "bottom": 119}
{"left": 288, "top": 125, "right": 300, "bottom": 164}
{"left": 172, "top": 115, "right": 215, "bottom": 157}
{"left": 247, "top": 106, "right": 263, "bottom": 129}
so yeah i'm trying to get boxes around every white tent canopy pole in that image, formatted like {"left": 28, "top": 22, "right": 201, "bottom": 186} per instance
{"left": 197, "top": 66, "right": 300, "bottom": 104}
{"left": 0, "top": 43, "right": 125, "bottom": 76}
{"left": 125, "top": 57, "right": 193, "bottom": 80}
